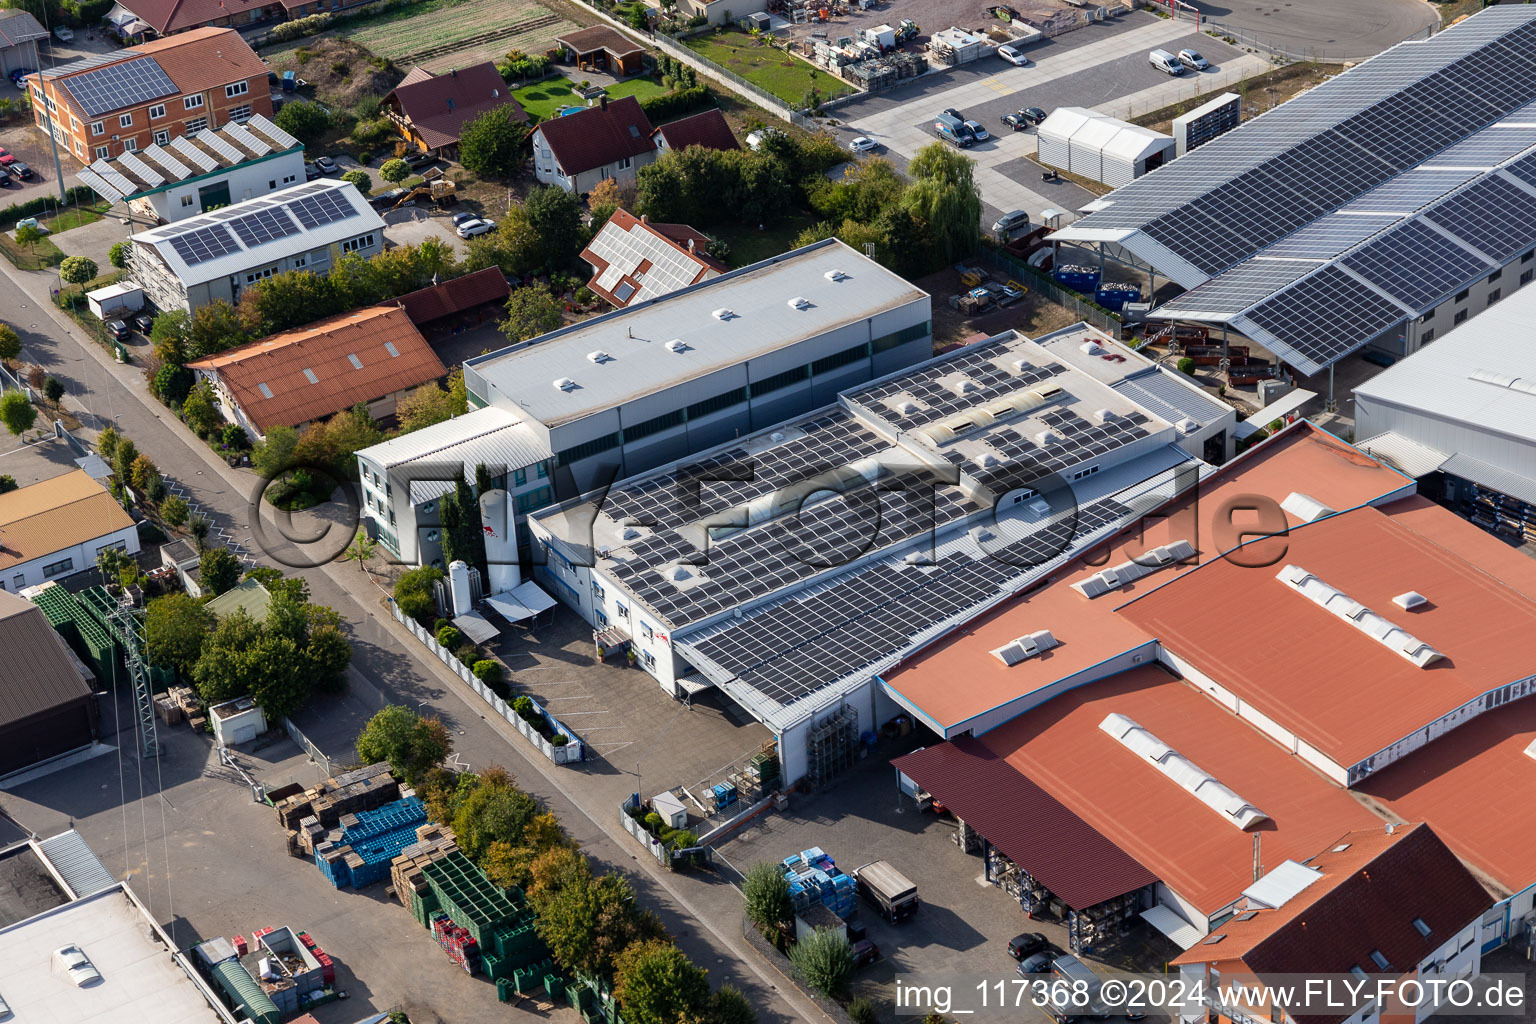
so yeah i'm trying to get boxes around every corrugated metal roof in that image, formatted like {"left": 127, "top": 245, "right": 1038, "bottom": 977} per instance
{"left": 890, "top": 738, "right": 1157, "bottom": 910}
{"left": 1112, "top": 368, "right": 1231, "bottom": 426}
{"left": 355, "top": 405, "right": 552, "bottom": 474}
{"left": 36, "top": 831, "right": 115, "bottom": 898}
{"left": 1356, "top": 431, "right": 1448, "bottom": 478}
{"left": 1439, "top": 452, "right": 1536, "bottom": 504}
{"left": 0, "top": 592, "right": 94, "bottom": 726}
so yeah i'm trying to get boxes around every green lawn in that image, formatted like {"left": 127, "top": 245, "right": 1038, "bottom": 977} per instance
{"left": 682, "top": 30, "right": 851, "bottom": 106}
{"left": 715, "top": 209, "right": 820, "bottom": 268}
{"left": 39, "top": 204, "right": 109, "bottom": 234}
{"left": 0, "top": 232, "right": 64, "bottom": 271}
{"left": 514, "top": 76, "right": 669, "bottom": 121}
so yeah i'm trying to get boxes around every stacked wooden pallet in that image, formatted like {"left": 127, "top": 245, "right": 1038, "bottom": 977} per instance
{"left": 389, "top": 823, "right": 460, "bottom": 906}
{"left": 275, "top": 762, "right": 400, "bottom": 840}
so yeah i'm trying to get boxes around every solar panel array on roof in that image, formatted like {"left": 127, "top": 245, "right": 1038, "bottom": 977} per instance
{"left": 223, "top": 121, "right": 270, "bottom": 156}
{"left": 1341, "top": 219, "right": 1491, "bottom": 310}
{"left": 169, "top": 134, "right": 217, "bottom": 172}
{"left": 197, "top": 128, "right": 243, "bottom": 164}
{"left": 1422, "top": 127, "right": 1536, "bottom": 167}
{"left": 1425, "top": 174, "right": 1536, "bottom": 262}
{"left": 1239, "top": 266, "right": 1408, "bottom": 369}
{"left": 229, "top": 207, "right": 298, "bottom": 247}
{"left": 1157, "top": 259, "right": 1316, "bottom": 316}
{"left": 290, "top": 189, "right": 356, "bottom": 229}
{"left": 60, "top": 55, "right": 176, "bottom": 116}
{"left": 167, "top": 223, "right": 241, "bottom": 266}
{"left": 1339, "top": 168, "right": 1482, "bottom": 213}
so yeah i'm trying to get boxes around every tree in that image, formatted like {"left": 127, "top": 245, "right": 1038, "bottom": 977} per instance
{"left": 710, "top": 987, "right": 758, "bottom": 1024}
{"left": 341, "top": 168, "right": 372, "bottom": 193}
{"left": 452, "top": 774, "right": 540, "bottom": 861}
{"left": 189, "top": 300, "right": 249, "bottom": 357}
{"left": 614, "top": 940, "right": 711, "bottom": 1024}
{"left": 458, "top": 106, "right": 528, "bottom": 179}
{"left": 182, "top": 380, "right": 221, "bottom": 437}
{"left": 274, "top": 100, "right": 331, "bottom": 145}
{"left": 59, "top": 255, "right": 97, "bottom": 295}
{"left": 380, "top": 158, "right": 409, "bottom": 183}
{"left": 901, "top": 142, "right": 981, "bottom": 265}
{"left": 341, "top": 527, "right": 376, "bottom": 570}
{"left": 0, "top": 322, "right": 21, "bottom": 364}
{"left": 626, "top": 3, "right": 649, "bottom": 32}
{"left": 440, "top": 477, "right": 487, "bottom": 577}
{"left": 244, "top": 566, "right": 309, "bottom": 603}
{"left": 501, "top": 285, "right": 563, "bottom": 343}
{"left": 526, "top": 185, "right": 585, "bottom": 267}
{"left": 144, "top": 593, "right": 215, "bottom": 674}
{"left": 251, "top": 424, "right": 300, "bottom": 478}
{"left": 395, "top": 382, "right": 459, "bottom": 433}
{"left": 240, "top": 269, "right": 342, "bottom": 336}
{"left": 356, "top": 705, "right": 452, "bottom": 785}
{"left": 743, "top": 861, "right": 792, "bottom": 932}
{"left": 191, "top": 608, "right": 265, "bottom": 705}
{"left": 14, "top": 224, "right": 42, "bottom": 259}
{"left": 0, "top": 475, "right": 15, "bottom": 494}
{"left": 199, "top": 546, "right": 241, "bottom": 596}
{"left": 536, "top": 870, "right": 659, "bottom": 979}
{"left": 188, "top": 514, "right": 211, "bottom": 551}
{"left": 43, "top": 376, "right": 63, "bottom": 404}
{"left": 108, "top": 241, "right": 130, "bottom": 270}
{"left": 393, "top": 565, "right": 443, "bottom": 624}
{"left": 0, "top": 391, "right": 36, "bottom": 436}
{"left": 152, "top": 363, "right": 193, "bottom": 404}
{"left": 788, "top": 927, "right": 853, "bottom": 999}
{"left": 586, "top": 178, "right": 626, "bottom": 233}
{"left": 96, "top": 425, "right": 121, "bottom": 462}
{"left": 129, "top": 452, "right": 158, "bottom": 493}
{"left": 150, "top": 310, "right": 193, "bottom": 365}
{"left": 112, "top": 438, "right": 138, "bottom": 486}
{"left": 160, "top": 493, "right": 189, "bottom": 528}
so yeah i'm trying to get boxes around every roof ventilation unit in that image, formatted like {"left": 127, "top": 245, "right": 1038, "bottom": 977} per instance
{"left": 666, "top": 339, "right": 690, "bottom": 353}
{"left": 587, "top": 350, "right": 613, "bottom": 364}
{"left": 553, "top": 377, "right": 578, "bottom": 392}
{"left": 1073, "top": 539, "right": 1196, "bottom": 598}
{"left": 1176, "top": 417, "right": 1200, "bottom": 435}
{"left": 1092, "top": 409, "right": 1116, "bottom": 424}
{"left": 712, "top": 308, "right": 737, "bottom": 320}
{"left": 622, "top": 527, "right": 642, "bottom": 541}
{"left": 1393, "top": 591, "right": 1428, "bottom": 611}
{"left": 1080, "top": 340, "right": 1108, "bottom": 356}
{"left": 788, "top": 296, "right": 812, "bottom": 310}
{"left": 1276, "top": 564, "right": 1443, "bottom": 668}
{"left": 896, "top": 399, "right": 921, "bottom": 416}
{"left": 1242, "top": 860, "right": 1325, "bottom": 909}
{"left": 978, "top": 451, "right": 1003, "bottom": 468}
{"left": 824, "top": 269, "right": 848, "bottom": 282}
{"left": 1524, "top": 737, "right": 1536, "bottom": 762}
{"left": 1027, "top": 497, "right": 1051, "bottom": 516}
{"left": 770, "top": 431, "right": 787, "bottom": 442}
{"left": 1036, "top": 428, "right": 1062, "bottom": 445}
{"left": 669, "top": 565, "right": 693, "bottom": 582}
{"left": 1281, "top": 492, "right": 1336, "bottom": 522}
{"left": 970, "top": 525, "right": 996, "bottom": 546}
{"left": 990, "top": 629, "right": 1058, "bottom": 666}
{"left": 1100, "top": 713, "right": 1271, "bottom": 829}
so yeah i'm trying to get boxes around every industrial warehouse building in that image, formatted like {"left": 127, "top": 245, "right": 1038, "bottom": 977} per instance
{"left": 128, "top": 179, "right": 384, "bottom": 313}
{"left": 0, "top": 590, "right": 98, "bottom": 776}
{"left": 885, "top": 422, "right": 1536, "bottom": 960}
{"left": 1354, "top": 283, "right": 1536, "bottom": 544}
{"left": 1051, "top": 5, "right": 1536, "bottom": 399}
{"left": 357, "top": 239, "right": 933, "bottom": 566}
{"left": 530, "top": 323, "right": 1236, "bottom": 784}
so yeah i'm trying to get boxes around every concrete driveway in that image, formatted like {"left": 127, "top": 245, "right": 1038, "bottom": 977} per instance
{"left": 833, "top": 12, "right": 1267, "bottom": 229}
{"left": 1190, "top": 0, "right": 1439, "bottom": 61}
{"left": 49, "top": 205, "right": 134, "bottom": 266}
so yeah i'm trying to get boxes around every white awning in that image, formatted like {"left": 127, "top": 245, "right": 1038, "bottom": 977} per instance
{"left": 452, "top": 610, "right": 500, "bottom": 644}
{"left": 1356, "top": 432, "right": 1448, "bottom": 478}
{"left": 1234, "top": 389, "right": 1317, "bottom": 438}
{"left": 486, "top": 581, "right": 557, "bottom": 623}
{"left": 1140, "top": 904, "right": 1205, "bottom": 950}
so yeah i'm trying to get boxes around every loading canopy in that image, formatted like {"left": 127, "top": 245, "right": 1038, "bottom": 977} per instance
{"left": 1140, "top": 904, "right": 1205, "bottom": 949}
{"left": 486, "top": 581, "right": 557, "bottom": 623}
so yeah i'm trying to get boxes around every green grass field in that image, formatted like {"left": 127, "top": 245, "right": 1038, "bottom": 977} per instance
{"left": 39, "top": 205, "right": 108, "bottom": 234}
{"left": 514, "top": 77, "right": 668, "bottom": 121}
{"left": 682, "top": 30, "right": 851, "bottom": 106}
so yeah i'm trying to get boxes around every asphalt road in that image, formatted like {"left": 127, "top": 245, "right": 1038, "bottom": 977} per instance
{"left": 1189, "top": 0, "right": 1440, "bottom": 61}
{"left": 0, "top": 262, "right": 822, "bottom": 1024}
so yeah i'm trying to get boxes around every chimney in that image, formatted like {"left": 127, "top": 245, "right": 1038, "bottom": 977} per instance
{"left": 600, "top": 94, "right": 608, "bottom": 111}
{"left": 641, "top": 214, "right": 647, "bottom": 224}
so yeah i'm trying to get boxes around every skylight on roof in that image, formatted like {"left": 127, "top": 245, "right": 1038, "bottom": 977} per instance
{"left": 1203, "top": 933, "right": 1226, "bottom": 945}
{"left": 303, "top": 368, "right": 319, "bottom": 384}
{"left": 347, "top": 354, "right": 363, "bottom": 370}
{"left": 384, "top": 341, "right": 400, "bottom": 357}
{"left": 1370, "top": 951, "right": 1391, "bottom": 970}
{"left": 1413, "top": 918, "right": 1431, "bottom": 937}
{"left": 1351, "top": 966, "right": 1368, "bottom": 979}
{"left": 257, "top": 382, "right": 273, "bottom": 399}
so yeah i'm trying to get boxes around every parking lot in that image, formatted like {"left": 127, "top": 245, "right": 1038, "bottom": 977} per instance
{"left": 715, "top": 739, "right": 1180, "bottom": 1019}
{"left": 831, "top": 11, "right": 1264, "bottom": 225}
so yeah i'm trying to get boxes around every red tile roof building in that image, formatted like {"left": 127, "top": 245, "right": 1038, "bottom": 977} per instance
{"left": 579, "top": 208, "right": 725, "bottom": 308}
{"left": 652, "top": 107, "right": 739, "bottom": 152}
{"left": 554, "top": 26, "right": 645, "bottom": 76}
{"left": 532, "top": 95, "right": 655, "bottom": 194}
{"left": 396, "top": 267, "right": 510, "bottom": 327}
{"left": 107, "top": 0, "right": 281, "bottom": 36}
{"left": 28, "top": 28, "right": 271, "bottom": 164}
{"left": 384, "top": 62, "right": 527, "bottom": 156}
{"left": 187, "top": 306, "right": 446, "bottom": 438}
{"left": 1173, "top": 824, "right": 1491, "bottom": 1024}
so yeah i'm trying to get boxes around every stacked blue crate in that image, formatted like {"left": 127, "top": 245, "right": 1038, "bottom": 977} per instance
{"left": 315, "top": 797, "right": 430, "bottom": 889}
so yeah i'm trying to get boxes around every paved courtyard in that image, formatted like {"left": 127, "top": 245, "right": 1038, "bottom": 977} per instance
{"left": 831, "top": 12, "right": 1267, "bottom": 226}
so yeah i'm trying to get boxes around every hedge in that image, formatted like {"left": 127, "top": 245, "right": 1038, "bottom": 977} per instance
{"left": 269, "top": 12, "right": 332, "bottom": 42}
{"left": 0, "top": 186, "right": 100, "bottom": 229}
{"left": 640, "top": 86, "right": 713, "bottom": 122}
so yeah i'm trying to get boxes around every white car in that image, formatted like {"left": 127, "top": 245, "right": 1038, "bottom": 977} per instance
{"left": 53, "top": 945, "right": 101, "bottom": 987}
{"left": 455, "top": 218, "right": 496, "bottom": 239}
{"left": 745, "top": 127, "right": 786, "bottom": 152}
{"left": 849, "top": 136, "right": 881, "bottom": 154}
{"left": 998, "top": 44, "right": 1030, "bottom": 66}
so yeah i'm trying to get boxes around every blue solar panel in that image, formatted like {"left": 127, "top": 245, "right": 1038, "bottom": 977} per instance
{"left": 60, "top": 55, "right": 176, "bottom": 117}
{"left": 1341, "top": 219, "right": 1491, "bottom": 310}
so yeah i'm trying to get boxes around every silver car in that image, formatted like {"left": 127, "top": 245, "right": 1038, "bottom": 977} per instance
{"left": 1178, "top": 48, "right": 1208, "bottom": 70}
{"left": 992, "top": 209, "right": 1031, "bottom": 234}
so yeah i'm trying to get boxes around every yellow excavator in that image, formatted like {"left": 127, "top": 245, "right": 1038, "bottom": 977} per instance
{"left": 391, "top": 177, "right": 458, "bottom": 210}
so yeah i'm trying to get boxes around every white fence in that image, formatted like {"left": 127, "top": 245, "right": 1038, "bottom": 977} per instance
{"left": 620, "top": 795, "right": 674, "bottom": 867}
{"left": 388, "top": 599, "right": 585, "bottom": 765}
{"left": 281, "top": 716, "right": 333, "bottom": 775}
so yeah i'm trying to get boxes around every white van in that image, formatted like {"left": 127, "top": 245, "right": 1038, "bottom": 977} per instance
{"left": 1148, "top": 48, "right": 1184, "bottom": 75}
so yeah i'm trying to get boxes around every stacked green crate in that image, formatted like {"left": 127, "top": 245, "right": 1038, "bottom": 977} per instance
{"left": 409, "top": 884, "right": 440, "bottom": 928}
{"left": 30, "top": 585, "right": 117, "bottom": 684}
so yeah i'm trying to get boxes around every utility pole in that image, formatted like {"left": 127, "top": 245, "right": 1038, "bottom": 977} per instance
{"left": 34, "top": 3, "right": 69, "bottom": 203}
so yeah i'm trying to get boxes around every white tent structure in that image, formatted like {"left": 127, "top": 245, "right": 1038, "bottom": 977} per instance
{"left": 1035, "top": 108, "right": 1174, "bottom": 188}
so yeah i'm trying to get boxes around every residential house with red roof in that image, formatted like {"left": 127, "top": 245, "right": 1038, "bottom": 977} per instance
{"left": 651, "top": 107, "right": 738, "bottom": 153}
{"left": 383, "top": 63, "right": 526, "bottom": 158}
{"left": 104, "top": 0, "right": 282, "bottom": 37}
{"left": 579, "top": 208, "right": 725, "bottom": 308}
{"left": 532, "top": 95, "right": 655, "bottom": 194}
{"left": 553, "top": 26, "right": 645, "bottom": 76}
{"left": 187, "top": 306, "right": 446, "bottom": 440}
{"left": 1172, "top": 823, "right": 1490, "bottom": 1024}
{"left": 27, "top": 27, "right": 270, "bottom": 164}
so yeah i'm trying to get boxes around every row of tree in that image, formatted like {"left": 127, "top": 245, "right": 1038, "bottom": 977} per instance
{"left": 634, "top": 130, "right": 847, "bottom": 231}
{"left": 356, "top": 706, "right": 755, "bottom": 1024}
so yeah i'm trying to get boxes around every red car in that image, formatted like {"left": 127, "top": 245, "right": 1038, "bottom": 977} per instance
{"left": 852, "top": 939, "right": 880, "bottom": 968}
{"left": 0, "top": 152, "right": 14, "bottom": 166}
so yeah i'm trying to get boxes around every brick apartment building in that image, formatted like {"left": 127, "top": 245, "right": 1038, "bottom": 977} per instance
{"left": 29, "top": 27, "right": 270, "bottom": 165}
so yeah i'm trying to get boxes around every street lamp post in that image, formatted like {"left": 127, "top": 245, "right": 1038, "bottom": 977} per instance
{"left": 32, "top": 4, "right": 70, "bottom": 203}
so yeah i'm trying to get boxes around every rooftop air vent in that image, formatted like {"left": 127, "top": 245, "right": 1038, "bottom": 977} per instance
{"left": 1276, "top": 564, "right": 1443, "bottom": 668}
{"left": 669, "top": 565, "right": 693, "bottom": 582}
{"left": 1036, "top": 429, "right": 1062, "bottom": 446}
{"left": 622, "top": 527, "right": 642, "bottom": 541}
{"left": 712, "top": 308, "right": 737, "bottom": 320}
{"left": 1093, "top": 408, "right": 1116, "bottom": 424}
{"left": 770, "top": 431, "right": 786, "bottom": 442}
{"left": 1073, "top": 539, "right": 1196, "bottom": 598}
{"left": 1027, "top": 497, "right": 1051, "bottom": 516}
{"left": 1393, "top": 591, "right": 1428, "bottom": 611}
{"left": 979, "top": 452, "right": 1002, "bottom": 468}
{"left": 1100, "top": 713, "right": 1270, "bottom": 829}
{"left": 1281, "top": 492, "right": 1336, "bottom": 523}
{"left": 666, "top": 339, "right": 689, "bottom": 353}
{"left": 788, "top": 296, "right": 811, "bottom": 310}
{"left": 1080, "top": 340, "right": 1107, "bottom": 356}
{"left": 990, "top": 629, "right": 1058, "bottom": 666}
{"left": 1176, "top": 417, "right": 1200, "bottom": 435}
{"left": 588, "top": 350, "right": 613, "bottom": 364}
{"left": 302, "top": 368, "right": 318, "bottom": 384}
{"left": 824, "top": 269, "right": 848, "bottom": 282}
{"left": 971, "top": 526, "right": 996, "bottom": 545}
{"left": 554, "top": 377, "right": 578, "bottom": 392}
